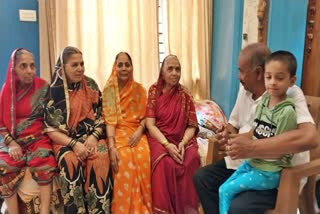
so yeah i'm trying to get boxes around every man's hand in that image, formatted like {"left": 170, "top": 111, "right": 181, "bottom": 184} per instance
{"left": 226, "top": 135, "right": 255, "bottom": 160}
{"left": 215, "top": 125, "right": 229, "bottom": 152}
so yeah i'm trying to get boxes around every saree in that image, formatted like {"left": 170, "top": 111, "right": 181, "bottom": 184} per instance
{"left": 102, "top": 63, "right": 152, "bottom": 214}
{"left": 146, "top": 83, "right": 200, "bottom": 214}
{"left": 0, "top": 48, "right": 57, "bottom": 198}
{"left": 44, "top": 60, "right": 112, "bottom": 213}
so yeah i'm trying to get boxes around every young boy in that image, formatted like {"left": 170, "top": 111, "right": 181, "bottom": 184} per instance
{"left": 219, "top": 50, "right": 298, "bottom": 214}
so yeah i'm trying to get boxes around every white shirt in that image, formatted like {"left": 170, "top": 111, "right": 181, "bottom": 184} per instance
{"left": 226, "top": 84, "right": 314, "bottom": 170}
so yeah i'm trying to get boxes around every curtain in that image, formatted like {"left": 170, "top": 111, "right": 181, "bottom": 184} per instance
{"left": 161, "top": 0, "right": 212, "bottom": 99}
{"left": 39, "top": 0, "right": 159, "bottom": 90}
{"left": 38, "top": 0, "right": 56, "bottom": 82}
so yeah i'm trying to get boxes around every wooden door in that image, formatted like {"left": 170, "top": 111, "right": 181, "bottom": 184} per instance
{"left": 302, "top": 0, "right": 320, "bottom": 96}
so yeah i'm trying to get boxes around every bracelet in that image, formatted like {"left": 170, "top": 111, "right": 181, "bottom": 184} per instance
{"left": 68, "top": 138, "right": 77, "bottom": 148}
{"left": 92, "top": 130, "right": 101, "bottom": 140}
{"left": 92, "top": 131, "right": 100, "bottom": 141}
{"left": 4, "top": 134, "right": 14, "bottom": 145}
{"left": 161, "top": 140, "right": 170, "bottom": 147}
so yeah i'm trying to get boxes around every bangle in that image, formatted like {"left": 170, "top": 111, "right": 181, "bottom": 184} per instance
{"left": 161, "top": 140, "right": 170, "bottom": 147}
{"left": 4, "top": 134, "right": 14, "bottom": 145}
{"left": 92, "top": 130, "right": 100, "bottom": 140}
{"left": 68, "top": 138, "right": 77, "bottom": 148}
{"left": 92, "top": 131, "right": 99, "bottom": 140}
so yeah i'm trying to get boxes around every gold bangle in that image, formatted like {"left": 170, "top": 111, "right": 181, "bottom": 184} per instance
{"left": 161, "top": 140, "right": 170, "bottom": 147}
{"left": 94, "top": 129, "right": 101, "bottom": 136}
{"left": 68, "top": 139, "right": 77, "bottom": 148}
{"left": 92, "top": 132, "right": 99, "bottom": 140}
{"left": 4, "top": 134, "right": 14, "bottom": 145}
{"left": 4, "top": 133, "right": 10, "bottom": 141}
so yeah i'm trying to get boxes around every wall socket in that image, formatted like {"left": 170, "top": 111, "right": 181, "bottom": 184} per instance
{"left": 19, "top": 9, "right": 37, "bottom": 22}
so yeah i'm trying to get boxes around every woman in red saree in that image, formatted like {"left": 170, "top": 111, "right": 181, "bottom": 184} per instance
{"left": 146, "top": 55, "right": 200, "bottom": 214}
{"left": 0, "top": 49, "right": 57, "bottom": 214}
{"left": 44, "top": 46, "right": 112, "bottom": 213}
{"left": 102, "top": 52, "right": 152, "bottom": 214}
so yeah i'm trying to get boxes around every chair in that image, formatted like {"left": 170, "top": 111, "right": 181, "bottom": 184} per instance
{"left": 268, "top": 95, "right": 320, "bottom": 214}
{"left": 206, "top": 95, "right": 320, "bottom": 214}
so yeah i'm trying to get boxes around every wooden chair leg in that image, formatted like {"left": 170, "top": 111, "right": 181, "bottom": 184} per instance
{"left": 273, "top": 170, "right": 300, "bottom": 214}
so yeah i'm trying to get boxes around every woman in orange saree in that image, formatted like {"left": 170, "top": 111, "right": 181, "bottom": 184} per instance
{"left": 102, "top": 52, "right": 152, "bottom": 214}
{"left": 0, "top": 49, "right": 57, "bottom": 214}
{"left": 44, "top": 46, "right": 112, "bottom": 213}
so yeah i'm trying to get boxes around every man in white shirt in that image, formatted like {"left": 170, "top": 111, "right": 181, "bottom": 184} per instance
{"left": 193, "top": 43, "right": 319, "bottom": 214}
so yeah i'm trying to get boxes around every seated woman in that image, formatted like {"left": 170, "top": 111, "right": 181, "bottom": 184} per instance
{"left": 44, "top": 46, "right": 112, "bottom": 213}
{"left": 102, "top": 52, "right": 152, "bottom": 213}
{"left": 146, "top": 55, "right": 200, "bottom": 214}
{"left": 0, "top": 48, "right": 57, "bottom": 214}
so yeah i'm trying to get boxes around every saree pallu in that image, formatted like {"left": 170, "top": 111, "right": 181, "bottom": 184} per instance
{"left": 45, "top": 75, "right": 112, "bottom": 214}
{"left": 111, "top": 124, "right": 152, "bottom": 214}
{"left": 103, "top": 70, "right": 152, "bottom": 214}
{"left": 0, "top": 78, "right": 57, "bottom": 198}
{"left": 146, "top": 84, "right": 200, "bottom": 214}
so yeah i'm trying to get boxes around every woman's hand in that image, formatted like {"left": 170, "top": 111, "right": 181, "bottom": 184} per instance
{"left": 73, "top": 142, "right": 89, "bottom": 160}
{"left": 8, "top": 141, "right": 23, "bottom": 161}
{"left": 109, "top": 147, "right": 120, "bottom": 173}
{"left": 178, "top": 142, "right": 185, "bottom": 162}
{"left": 84, "top": 135, "right": 98, "bottom": 154}
{"left": 166, "top": 143, "right": 183, "bottom": 164}
{"left": 128, "top": 128, "right": 143, "bottom": 147}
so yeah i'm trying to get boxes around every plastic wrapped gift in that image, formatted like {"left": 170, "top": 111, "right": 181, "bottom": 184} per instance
{"left": 195, "top": 99, "right": 227, "bottom": 139}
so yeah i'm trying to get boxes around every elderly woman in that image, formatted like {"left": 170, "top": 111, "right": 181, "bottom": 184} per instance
{"left": 0, "top": 49, "right": 57, "bottom": 214}
{"left": 102, "top": 52, "right": 152, "bottom": 214}
{"left": 146, "top": 55, "right": 200, "bottom": 214}
{"left": 44, "top": 46, "right": 112, "bottom": 213}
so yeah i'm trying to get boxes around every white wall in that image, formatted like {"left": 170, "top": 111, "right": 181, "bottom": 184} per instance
{"left": 242, "top": 0, "right": 259, "bottom": 48}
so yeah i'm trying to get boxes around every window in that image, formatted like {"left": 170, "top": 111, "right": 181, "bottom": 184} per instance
{"left": 158, "top": 0, "right": 167, "bottom": 65}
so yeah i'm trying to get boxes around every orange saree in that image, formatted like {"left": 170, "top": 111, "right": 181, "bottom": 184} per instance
{"left": 102, "top": 64, "right": 152, "bottom": 214}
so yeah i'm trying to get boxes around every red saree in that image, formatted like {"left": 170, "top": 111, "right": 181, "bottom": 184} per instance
{"left": 0, "top": 48, "right": 57, "bottom": 198}
{"left": 146, "top": 83, "right": 200, "bottom": 214}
